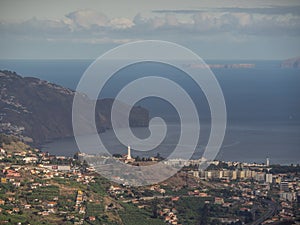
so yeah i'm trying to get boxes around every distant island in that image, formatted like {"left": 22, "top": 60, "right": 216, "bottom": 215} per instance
{"left": 184, "top": 63, "right": 255, "bottom": 69}
{"left": 0, "top": 70, "right": 149, "bottom": 144}
{"left": 280, "top": 56, "right": 300, "bottom": 68}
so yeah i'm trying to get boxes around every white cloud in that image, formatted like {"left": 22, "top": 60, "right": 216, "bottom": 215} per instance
{"left": 133, "top": 13, "right": 182, "bottom": 29}
{"left": 0, "top": 8, "right": 299, "bottom": 46}
{"left": 235, "top": 13, "right": 252, "bottom": 27}
{"left": 109, "top": 17, "right": 135, "bottom": 29}
{"left": 190, "top": 11, "right": 300, "bottom": 35}
{"left": 165, "top": 14, "right": 179, "bottom": 26}
{"left": 65, "top": 9, "right": 109, "bottom": 29}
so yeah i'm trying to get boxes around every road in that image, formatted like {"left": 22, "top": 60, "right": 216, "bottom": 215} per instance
{"left": 122, "top": 194, "right": 208, "bottom": 203}
{"left": 249, "top": 199, "right": 279, "bottom": 225}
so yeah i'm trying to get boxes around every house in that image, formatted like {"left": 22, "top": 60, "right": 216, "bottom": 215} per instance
{"left": 199, "top": 192, "right": 208, "bottom": 197}
{"left": 165, "top": 216, "right": 171, "bottom": 222}
{"left": 23, "top": 157, "right": 38, "bottom": 164}
{"left": 13, "top": 207, "right": 20, "bottom": 213}
{"left": 172, "top": 208, "right": 178, "bottom": 213}
{"left": 0, "top": 148, "right": 6, "bottom": 154}
{"left": 13, "top": 182, "right": 21, "bottom": 187}
{"left": 222, "top": 202, "right": 232, "bottom": 207}
{"left": 214, "top": 197, "right": 224, "bottom": 204}
{"left": 88, "top": 216, "right": 96, "bottom": 221}
{"left": 24, "top": 204, "right": 31, "bottom": 209}
{"left": 7, "top": 197, "right": 15, "bottom": 202}
{"left": 159, "top": 188, "right": 166, "bottom": 194}
{"left": 79, "top": 206, "right": 85, "bottom": 214}
{"left": 41, "top": 211, "right": 49, "bottom": 216}
{"left": 171, "top": 196, "right": 179, "bottom": 201}
{"left": 163, "top": 208, "right": 170, "bottom": 213}
{"left": 43, "top": 165, "right": 71, "bottom": 171}
{"left": 47, "top": 201, "right": 57, "bottom": 207}
{"left": 5, "top": 169, "right": 21, "bottom": 178}
{"left": 76, "top": 190, "right": 83, "bottom": 206}
{"left": 240, "top": 207, "right": 251, "bottom": 212}
{"left": 0, "top": 199, "right": 5, "bottom": 205}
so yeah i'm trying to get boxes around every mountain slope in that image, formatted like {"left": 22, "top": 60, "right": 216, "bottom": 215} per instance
{"left": 0, "top": 70, "right": 149, "bottom": 143}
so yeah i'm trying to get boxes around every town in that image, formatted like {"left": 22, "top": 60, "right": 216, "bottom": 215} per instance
{"left": 0, "top": 134, "right": 299, "bottom": 225}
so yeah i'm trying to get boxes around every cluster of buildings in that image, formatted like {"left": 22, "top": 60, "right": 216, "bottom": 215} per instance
{"left": 0, "top": 145, "right": 97, "bottom": 224}
{"left": 194, "top": 168, "right": 274, "bottom": 183}
{"left": 119, "top": 146, "right": 135, "bottom": 164}
{"left": 0, "top": 141, "right": 299, "bottom": 224}
{"left": 188, "top": 160, "right": 299, "bottom": 223}
{"left": 0, "top": 121, "right": 25, "bottom": 137}
{"left": 158, "top": 157, "right": 299, "bottom": 223}
{"left": 160, "top": 207, "right": 180, "bottom": 225}
{"left": 83, "top": 150, "right": 300, "bottom": 224}
{"left": 75, "top": 189, "right": 87, "bottom": 216}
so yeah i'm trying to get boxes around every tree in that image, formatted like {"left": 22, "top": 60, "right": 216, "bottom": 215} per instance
{"left": 199, "top": 203, "right": 209, "bottom": 225}
{"left": 112, "top": 153, "right": 122, "bottom": 158}
{"left": 155, "top": 153, "right": 164, "bottom": 161}
{"left": 151, "top": 198, "right": 159, "bottom": 218}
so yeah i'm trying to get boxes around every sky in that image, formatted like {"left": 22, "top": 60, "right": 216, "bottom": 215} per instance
{"left": 0, "top": 0, "right": 300, "bottom": 60}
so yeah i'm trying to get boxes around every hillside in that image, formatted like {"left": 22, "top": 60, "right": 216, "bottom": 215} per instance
{"left": 0, "top": 70, "right": 149, "bottom": 144}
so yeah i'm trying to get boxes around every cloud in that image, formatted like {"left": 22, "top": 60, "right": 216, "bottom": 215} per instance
{"left": 191, "top": 12, "right": 300, "bottom": 35}
{"left": 0, "top": 9, "right": 137, "bottom": 43}
{"left": 149, "top": 5, "right": 300, "bottom": 35}
{"left": 152, "top": 9, "right": 205, "bottom": 14}
{"left": 218, "top": 6, "right": 300, "bottom": 15}
{"left": 133, "top": 13, "right": 182, "bottom": 30}
{"left": 65, "top": 9, "right": 109, "bottom": 29}
{"left": 0, "top": 7, "right": 300, "bottom": 47}
{"left": 165, "top": 14, "right": 180, "bottom": 26}
{"left": 152, "top": 5, "right": 300, "bottom": 15}
{"left": 109, "top": 17, "right": 135, "bottom": 29}
{"left": 134, "top": 11, "right": 300, "bottom": 36}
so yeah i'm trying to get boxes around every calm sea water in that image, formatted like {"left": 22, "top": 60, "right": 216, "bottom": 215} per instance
{"left": 0, "top": 59, "right": 299, "bottom": 164}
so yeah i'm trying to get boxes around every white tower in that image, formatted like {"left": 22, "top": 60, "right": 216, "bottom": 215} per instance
{"left": 127, "top": 146, "right": 132, "bottom": 160}
{"left": 266, "top": 158, "right": 270, "bottom": 167}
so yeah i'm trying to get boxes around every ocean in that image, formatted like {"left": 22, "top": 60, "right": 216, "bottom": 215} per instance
{"left": 0, "top": 59, "right": 299, "bottom": 165}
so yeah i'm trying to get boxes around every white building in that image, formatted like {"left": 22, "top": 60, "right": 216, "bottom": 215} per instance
{"left": 127, "top": 146, "right": 132, "bottom": 160}
{"left": 265, "top": 173, "right": 273, "bottom": 183}
{"left": 23, "top": 157, "right": 38, "bottom": 164}
{"left": 43, "top": 165, "right": 71, "bottom": 171}
{"left": 280, "top": 192, "right": 296, "bottom": 202}
{"left": 266, "top": 158, "right": 270, "bottom": 167}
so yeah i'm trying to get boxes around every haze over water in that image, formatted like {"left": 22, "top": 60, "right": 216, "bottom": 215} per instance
{"left": 0, "top": 59, "right": 299, "bottom": 165}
